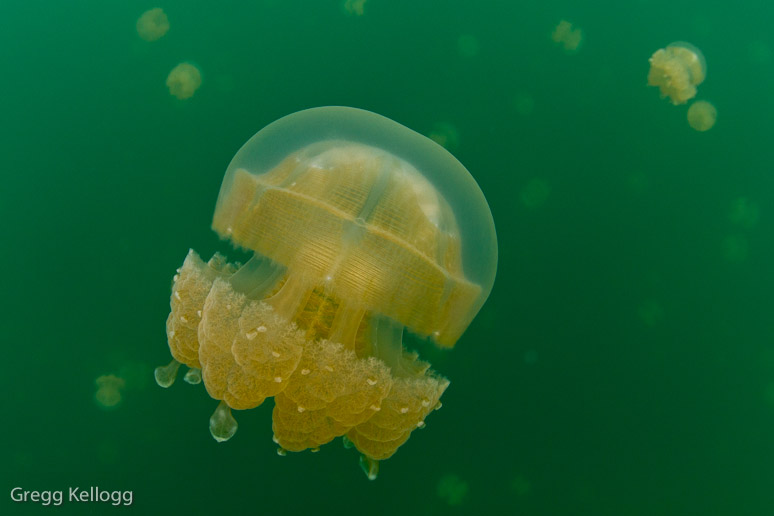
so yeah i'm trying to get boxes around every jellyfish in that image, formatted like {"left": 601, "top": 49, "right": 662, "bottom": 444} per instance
{"left": 94, "top": 374, "right": 125, "bottom": 410}
{"left": 638, "top": 299, "right": 664, "bottom": 327}
{"left": 457, "top": 34, "right": 480, "bottom": 58}
{"left": 511, "top": 474, "right": 532, "bottom": 497}
{"left": 427, "top": 122, "right": 460, "bottom": 151}
{"left": 155, "top": 107, "right": 498, "bottom": 477}
{"left": 551, "top": 20, "right": 582, "bottom": 53}
{"left": 722, "top": 234, "right": 748, "bottom": 262}
{"left": 136, "top": 8, "right": 169, "bottom": 42}
{"left": 166, "top": 62, "right": 201, "bottom": 100}
{"left": 437, "top": 473, "right": 469, "bottom": 506}
{"left": 342, "top": 0, "right": 367, "bottom": 16}
{"left": 648, "top": 42, "right": 706, "bottom": 105}
{"left": 686, "top": 100, "right": 716, "bottom": 132}
{"left": 729, "top": 197, "right": 759, "bottom": 228}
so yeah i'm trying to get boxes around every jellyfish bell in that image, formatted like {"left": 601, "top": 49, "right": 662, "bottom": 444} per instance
{"left": 212, "top": 108, "right": 497, "bottom": 346}
{"left": 686, "top": 100, "right": 717, "bottom": 132}
{"left": 156, "top": 107, "right": 497, "bottom": 477}
{"left": 551, "top": 20, "right": 583, "bottom": 53}
{"left": 136, "top": 8, "right": 169, "bottom": 42}
{"left": 95, "top": 374, "right": 126, "bottom": 410}
{"left": 648, "top": 41, "right": 706, "bottom": 105}
{"left": 667, "top": 41, "right": 707, "bottom": 76}
{"left": 166, "top": 62, "right": 202, "bottom": 100}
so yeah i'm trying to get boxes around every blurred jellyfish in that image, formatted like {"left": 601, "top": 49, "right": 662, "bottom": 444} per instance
{"left": 512, "top": 91, "right": 535, "bottom": 116}
{"left": 437, "top": 473, "right": 469, "bottom": 506}
{"left": 729, "top": 197, "right": 760, "bottom": 228}
{"left": 166, "top": 62, "right": 202, "bottom": 100}
{"left": 511, "top": 474, "right": 532, "bottom": 497}
{"left": 428, "top": 122, "right": 460, "bottom": 151}
{"left": 686, "top": 100, "right": 716, "bottom": 131}
{"left": 523, "top": 349, "right": 538, "bottom": 365}
{"left": 551, "top": 20, "right": 582, "bottom": 53}
{"left": 136, "top": 8, "right": 169, "bottom": 42}
{"left": 457, "top": 34, "right": 480, "bottom": 58}
{"left": 648, "top": 42, "right": 706, "bottom": 105}
{"left": 520, "top": 178, "right": 551, "bottom": 209}
{"left": 94, "top": 374, "right": 126, "bottom": 410}
{"left": 722, "top": 234, "right": 748, "bottom": 262}
{"left": 638, "top": 299, "right": 664, "bottom": 326}
{"left": 343, "top": 0, "right": 367, "bottom": 16}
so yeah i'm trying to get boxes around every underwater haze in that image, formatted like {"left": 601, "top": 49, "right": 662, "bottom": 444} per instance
{"left": 2, "top": 0, "right": 773, "bottom": 515}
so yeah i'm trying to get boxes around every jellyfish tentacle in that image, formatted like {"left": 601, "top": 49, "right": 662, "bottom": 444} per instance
{"left": 154, "top": 359, "right": 181, "bottom": 388}
{"left": 209, "top": 400, "right": 238, "bottom": 442}
{"left": 183, "top": 367, "right": 202, "bottom": 385}
{"left": 266, "top": 274, "right": 316, "bottom": 324}
{"left": 326, "top": 302, "right": 365, "bottom": 351}
{"left": 166, "top": 250, "right": 237, "bottom": 370}
{"left": 359, "top": 455, "right": 379, "bottom": 481}
{"left": 228, "top": 253, "right": 285, "bottom": 298}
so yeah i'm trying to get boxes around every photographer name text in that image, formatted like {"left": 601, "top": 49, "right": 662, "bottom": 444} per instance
{"left": 11, "top": 486, "right": 133, "bottom": 507}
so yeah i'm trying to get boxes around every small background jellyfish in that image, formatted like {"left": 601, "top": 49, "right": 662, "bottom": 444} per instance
{"left": 94, "top": 361, "right": 152, "bottom": 410}
{"left": 166, "top": 62, "right": 202, "bottom": 100}
{"left": 511, "top": 91, "right": 535, "bottom": 116}
{"left": 551, "top": 20, "right": 582, "bottom": 53}
{"left": 136, "top": 8, "right": 169, "bottom": 42}
{"left": 647, "top": 42, "right": 706, "bottom": 104}
{"left": 436, "top": 473, "right": 469, "bottom": 506}
{"left": 722, "top": 234, "right": 749, "bottom": 263}
{"left": 721, "top": 196, "right": 759, "bottom": 264}
{"left": 94, "top": 375, "right": 126, "bottom": 410}
{"left": 638, "top": 299, "right": 665, "bottom": 327}
{"left": 729, "top": 197, "right": 760, "bottom": 228}
{"left": 510, "top": 474, "right": 532, "bottom": 498}
{"left": 686, "top": 100, "right": 717, "bottom": 131}
{"left": 457, "top": 34, "right": 480, "bottom": 58}
{"left": 342, "top": 0, "right": 367, "bottom": 16}
{"left": 427, "top": 122, "right": 460, "bottom": 151}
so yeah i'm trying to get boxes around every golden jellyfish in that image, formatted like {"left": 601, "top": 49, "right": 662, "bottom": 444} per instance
{"left": 648, "top": 42, "right": 706, "bottom": 104}
{"left": 136, "top": 8, "right": 169, "bottom": 42}
{"left": 343, "top": 0, "right": 367, "bottom": 16}
{"left": 551, "top": 20, "right": 582, "bottom": 53}
{"left": 155, "top": 107, "right": 498, "bottom": 478}
{"left": 94, "top": 375, "right": 126, "bottom": 410}
{"left": 686, "top": 100, "right": 717, "bottom": 132}
{"left": 166, "top": 62, "right": 201, "bottom": 100}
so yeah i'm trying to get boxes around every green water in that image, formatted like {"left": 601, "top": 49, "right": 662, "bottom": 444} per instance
{"left": 2, "top": 1, "right": 773, "bottom": 514}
